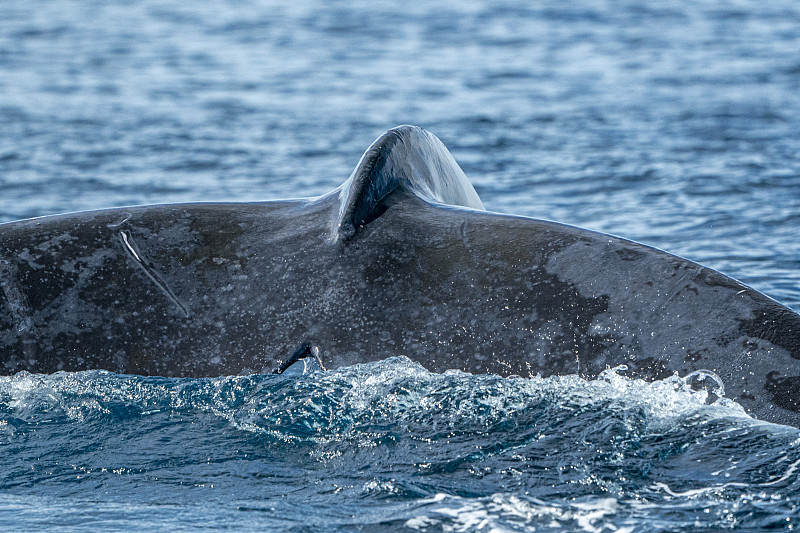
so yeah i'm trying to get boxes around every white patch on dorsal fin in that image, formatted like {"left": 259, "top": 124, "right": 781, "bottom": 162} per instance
{"left": 334, "top": 125, "right": 484, "bottom": 240}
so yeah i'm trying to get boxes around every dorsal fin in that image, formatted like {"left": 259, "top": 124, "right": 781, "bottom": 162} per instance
{"left": 335, "top": 125, "right": 484, "bottom": 240}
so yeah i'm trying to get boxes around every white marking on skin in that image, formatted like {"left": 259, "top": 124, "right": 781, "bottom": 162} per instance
{"left": 118, "top": 230, "right": 190, "bottom": 318}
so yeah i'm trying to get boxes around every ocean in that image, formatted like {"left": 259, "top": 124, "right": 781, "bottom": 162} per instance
{"left": 1, "top": 0, "right": 799, "bottom": 530}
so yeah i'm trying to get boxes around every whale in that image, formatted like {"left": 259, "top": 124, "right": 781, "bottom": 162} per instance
{"left": 1, "top": 125, "right": 799, "bottom": 426}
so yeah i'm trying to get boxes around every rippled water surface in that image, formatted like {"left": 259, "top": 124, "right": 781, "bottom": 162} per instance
{"left": 2, "top": 361, "right": 800, "bottom": 531}
{"left": 1, "top": 0, "right": 799, "bottom": 530}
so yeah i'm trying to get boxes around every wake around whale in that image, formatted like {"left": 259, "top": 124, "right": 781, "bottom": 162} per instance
{"left": 1, "top": 125, "right": 799, "bottom": 426}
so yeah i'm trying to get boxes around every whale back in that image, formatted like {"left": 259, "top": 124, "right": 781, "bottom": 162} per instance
{"left": 1, "top": 126, "right": 799, "bottom": 427}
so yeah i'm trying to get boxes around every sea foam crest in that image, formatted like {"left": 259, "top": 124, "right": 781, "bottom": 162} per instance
{"left": 0, "top": 357, "right": 752, "bottom": 436}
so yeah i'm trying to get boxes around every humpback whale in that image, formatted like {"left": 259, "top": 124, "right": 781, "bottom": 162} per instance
{"left": 1, "top": 125, "right": 799, "bottom": 426}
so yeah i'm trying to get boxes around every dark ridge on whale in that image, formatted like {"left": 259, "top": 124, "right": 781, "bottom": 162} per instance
{"left": 1, "top": 126, "right": 800, "bottom": 427}
{"left": 335, "top": 125, "right": 484, "bottom": 240}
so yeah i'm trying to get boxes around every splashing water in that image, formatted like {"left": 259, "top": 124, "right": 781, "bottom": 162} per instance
{"left": 1, "top": 358, "right": 798, "bottom": 531}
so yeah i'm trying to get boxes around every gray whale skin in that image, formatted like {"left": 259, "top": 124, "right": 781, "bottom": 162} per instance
{"left": 1, "top": 125, "right": 799, "bottom": 427}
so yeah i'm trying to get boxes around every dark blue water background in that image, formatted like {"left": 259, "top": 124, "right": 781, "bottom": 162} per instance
{"left": 1, "top": 1, "right": 799, "bottom": 530}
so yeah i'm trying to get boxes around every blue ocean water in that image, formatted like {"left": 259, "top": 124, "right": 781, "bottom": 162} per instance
{"left": 2, "top": 361, "right": 800, "bottom": 531}
{"left": 1, "top": 0, "right": 800, "bottom": 530}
